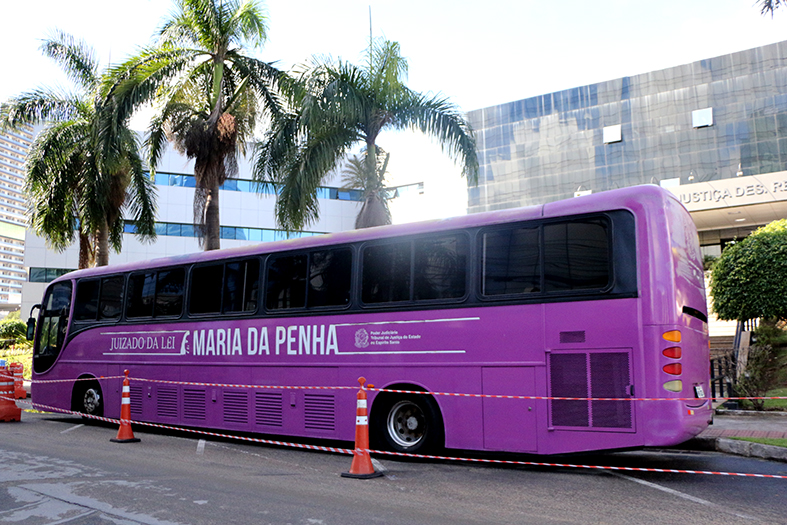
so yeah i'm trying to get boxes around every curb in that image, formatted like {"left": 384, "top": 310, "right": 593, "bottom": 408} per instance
{"left": 715, "top": 409, "right": 787, "bottom": 418}
{"left": 688, "top": 436, "right": 787, "bottom": 463}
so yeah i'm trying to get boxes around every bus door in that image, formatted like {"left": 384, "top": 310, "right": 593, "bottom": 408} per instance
{"left": 482, "top": 367, "right": 538, "bottom": 452}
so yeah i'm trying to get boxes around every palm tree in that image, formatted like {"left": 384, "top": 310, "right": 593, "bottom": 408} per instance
{"left": 341, "top": 148, "right": 392, "bottom": 228}
{"left": 254, "top": 37, "right": 478, "bottom": 231}
{"left": 1, "top": 31, "right": 156, "bottom": 268}
{"left": 106, "top": 0, "right": 283, "bottom": 250}
{"left": 759, "top": 0, "right": 785, "bottom": 16}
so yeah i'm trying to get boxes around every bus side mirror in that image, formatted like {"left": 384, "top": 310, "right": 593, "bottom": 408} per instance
{"left": 26, "top": 303, "right": 42, "bottom": 341}
{"left": 26, "top": 318, "right": 36, "bottom": 341}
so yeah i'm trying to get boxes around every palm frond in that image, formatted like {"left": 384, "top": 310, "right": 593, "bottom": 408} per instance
{"left": 391, "top": 91, "right": 479, "bottom": 184}
{"left": 40, "top": 30, "right": 99, "bottom": 91}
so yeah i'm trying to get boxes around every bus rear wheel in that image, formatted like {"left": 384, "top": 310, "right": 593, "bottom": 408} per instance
{"left": 73, "top": 380, "right": 103, "bottom": 418}
{"left": 373, "top": 393, "right": 443, "bottom": 454}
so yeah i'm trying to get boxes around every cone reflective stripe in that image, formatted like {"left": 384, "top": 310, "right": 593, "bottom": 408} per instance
{"left": 0, "top": 367, "right": 21, "bottom": 422}
{"left": 111, "top": 370, "right": 140, "bottom": 443}
{"left": 10, "top": 363, "right": 24, "bottom": 399}
{"left": 341, "top": 377, "right": 383, "bottom": 479}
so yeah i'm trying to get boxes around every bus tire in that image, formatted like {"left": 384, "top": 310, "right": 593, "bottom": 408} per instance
{"left": 373, "top": 393, "right": 443, "bottom": 454}
{"left": 72, "top": 379, "right": 103, "bottom": 418}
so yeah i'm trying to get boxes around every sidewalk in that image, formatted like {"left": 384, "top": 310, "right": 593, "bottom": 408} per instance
{"left": 689, "top": 410, "right": 787, "bottom": 462}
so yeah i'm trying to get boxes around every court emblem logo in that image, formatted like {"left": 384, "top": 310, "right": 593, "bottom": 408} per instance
{"left": 354, "top": 328, "right": 369, "bottom": 348}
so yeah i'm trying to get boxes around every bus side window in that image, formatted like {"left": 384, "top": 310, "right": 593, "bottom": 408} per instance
{"left": 225, "top": 259, "right": 260, "bottom": 313}
{"left": 414, "top": 235, "right": 468, "bottom": 300}
{"left": 99, "top": 276, "right": 124, "bottom": 320}
{"left": 74, "top": 279, "right": 100, "bottom": 321}
{"left": 266, "top": 255, "right": 307, "bottom": 309}
{"left": 362, "top": 242, "right": 411, "bottom": 304}
{"left": 127, "top": 272, "right": 156, "bottom": 318}
{"left": 191, "top": 264, "right": 223, "bottom": 314}
{"left": 308, "top": 248, "right": 351, "bottom": 307}
{"left": 155, "top": 269, "right": 185, "bottom": 317}
{"left": 544, "top": 220, "right": 609, "bottom": 292}
{"left": 482, "top": 227, "right": 540, "bottom": 296}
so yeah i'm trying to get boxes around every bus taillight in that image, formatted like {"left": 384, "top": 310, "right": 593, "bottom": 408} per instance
{"left": 662, "top": 330, "right": 681, "bottom": 343}
{"left": 662, "top": 347, "right": 682, "bottom": 359}
{"left": 663, "top": 380, "right": 683, "bottom": 392}
{"left": 663, "top": 363, "right": 682, "bottom": 375}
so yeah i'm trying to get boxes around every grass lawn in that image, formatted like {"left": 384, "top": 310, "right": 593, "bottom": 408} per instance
{"left": 764, "top": 387, "right": 787, "bottom": 410}
{"left": 731, "top": 437, "right": 787, "bottom": 448}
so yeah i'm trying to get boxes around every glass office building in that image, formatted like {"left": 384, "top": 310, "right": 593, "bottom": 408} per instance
{"left": 467, "top": 40, "right": 787, "bottom": 255}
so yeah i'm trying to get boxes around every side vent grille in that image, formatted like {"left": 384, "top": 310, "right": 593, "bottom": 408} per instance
{"left": 129, "top": 384, "right": 143, "bottom": 416}
{"left": 157, "top": 387, "right": 178, "bottom": 418}
{"left": 304, "top": 394, "right": 335, "bottom": 431}
{"left": 255, "top": 392, "right": 283, "bottom": 427}
{"left": 224, "top": 391, "right": 249, "bottom": 424}
{"left": 559, "top": 331, "right": 586, "bottom": 344}
{"left": 590, "top": 353, "right": 632, "bottom": 428}
{"left": 549, "top": 351, "right": 632, "bottom": 430}
{"left": 183, "top": 388, "right": 206, "bottom": 421}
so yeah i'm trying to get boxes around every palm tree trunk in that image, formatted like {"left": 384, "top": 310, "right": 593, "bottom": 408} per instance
{"left": 204, "top": 181, "right": 221, "bottom": 250}
{"left": 95, "top": 219, "right": 110, "bottom": 266}
{"left": 78, "top": 231, "right": 92, "bottom": 269}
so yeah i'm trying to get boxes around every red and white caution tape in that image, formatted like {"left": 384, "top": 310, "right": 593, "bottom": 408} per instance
{"left": 8, "top": 396, "right": 786, "bottom": 481}
{"left": 10, "top": 373, "right": 787, "bottom": 402}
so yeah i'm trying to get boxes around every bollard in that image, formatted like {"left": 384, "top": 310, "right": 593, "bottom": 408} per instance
{"left": 341, "top": 377, "right": 383, "bottom": 479}
{"left": 111, "top": 370, "right": 140, "bottom": 443}
{"left": 0, "top": 365, "right": 21, "bottom": 422}
{"left": 10, "top": 362, "right": 24, "bottom": 399}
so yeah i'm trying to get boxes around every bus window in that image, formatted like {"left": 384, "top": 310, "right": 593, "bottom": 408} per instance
{"left": 308, "top": 248, "right": 351, "bottom": 307}
{"left": 266, "top": 255, "right": 307, "bottom": 309}
{"left": 362, "top": 242, "right": 411, "bottom": 304}
{"left": 225, "top": 259, "right": 260, "bottom": 313}
{"left": 127, "top": 272, "right": 156, "bottom": 318}
{"left": 33, "top": 281, "right": 72, "bottom": 373}
{"left": 482, "top": 226, "right": 540, "bottom": 296}
{"left": 414, "top": 235, "right": 468, "bottom": 300}
{"left": 74, "top": 279, "right": 100, "bottom": 321}
{"left": 155, "top": 269, "right": 185, "bottom": 317}
{"left": 190, "top": 264, "right": 224, "bottom": 314}
{"left": 544, "top": 219, "right": 609, "bottom": 292}
{"left": 99, "top": 276, "right": 124, "bottom": 320}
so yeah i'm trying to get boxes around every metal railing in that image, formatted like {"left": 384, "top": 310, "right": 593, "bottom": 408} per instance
{"left": 709, "top": 351, "right": 736, "bottom": 401}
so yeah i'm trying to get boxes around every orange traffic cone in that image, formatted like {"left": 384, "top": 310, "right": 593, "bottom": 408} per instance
{"left": 111, "top": 370, "right": 140, "bottom": 443}
{"left": 0, "top": 365, "right": 21, "bottom": 422}
{"left": 341, "top": 377, "right": 383, "bottom": 479}
{"left": 10, "top": 362, "right": 25, "bottom": 399}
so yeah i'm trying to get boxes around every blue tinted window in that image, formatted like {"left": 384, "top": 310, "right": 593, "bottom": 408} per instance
{"left": 249, "top": 228, "right": 262, "bottom": 242}
{"left": 167, "top": 223, "right": 181, "bottom": 236}
{"left": 155, "top": 223, "right": 167, "bottom": 236}
{"left": 221, "top": 227, "right": 236, "bottom": 240}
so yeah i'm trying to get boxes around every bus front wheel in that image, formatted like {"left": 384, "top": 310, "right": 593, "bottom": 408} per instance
{"left": 373, "top": 393, "right": 443, "bottom": 454}
{"left": 73, "top": 380, "right": 103, "bottom": 418}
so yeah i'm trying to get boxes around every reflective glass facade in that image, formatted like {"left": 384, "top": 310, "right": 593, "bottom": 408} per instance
{"left": 467, "top": 40, "right": 787, "bottom": 212}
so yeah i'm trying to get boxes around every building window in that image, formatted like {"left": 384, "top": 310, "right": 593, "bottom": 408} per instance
{"left": 692, "top": 108, "right": 713, "bottom": 128}
{"left": 603, "top": 124, "right": 622, "bottom": 144}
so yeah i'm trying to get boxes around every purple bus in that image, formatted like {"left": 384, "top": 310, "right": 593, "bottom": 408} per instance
{"left": 28, "top": 185, "right": 711, "bottom": 455}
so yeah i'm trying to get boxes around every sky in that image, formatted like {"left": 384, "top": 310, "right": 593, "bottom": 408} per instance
{"left": 2, "top": 0, "right": 787, "bottom": 223}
